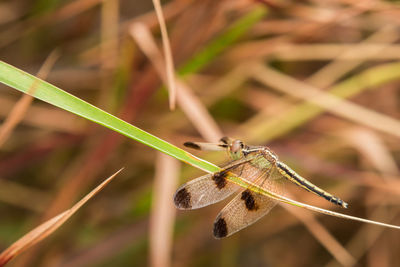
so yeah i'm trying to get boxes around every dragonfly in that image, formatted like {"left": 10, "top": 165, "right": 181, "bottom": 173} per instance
{"left": 174, "top": 137, "right": 348, "bottom": 239}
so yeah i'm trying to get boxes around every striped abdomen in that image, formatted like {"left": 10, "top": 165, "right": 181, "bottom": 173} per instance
{"left": 277, "top": 161, "right": 348, "bottom": 208}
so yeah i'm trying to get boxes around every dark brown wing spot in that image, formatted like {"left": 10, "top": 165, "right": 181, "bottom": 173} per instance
{"left": 213, "top": 216, "right": 228, "bottom": 238}
{"left": 212, "top": 171, "right": 227, "bottom": 189}
{"left": 183, "top": 142, "right": 201, "bottom": 150}
{"left": 219, "top": 137, "right": 229, "bottom": 148}
{"left": 241, "top": 190, "right": 258, "bottom": 211}
{"left": 174, "top": 188, "right": 192, "bottom": 209}
{"left": 219, "top": 137, "right": 229, "bottom": 144}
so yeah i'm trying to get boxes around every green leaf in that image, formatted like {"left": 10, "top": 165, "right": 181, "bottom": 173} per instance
{"left": 1, "top": 4, "right": 399, "bottom": 231}
{"left": 0, "top": 7, "right": 268, "bottom": 174}
{"left": 0, "top": 60, "right": 219, "bottom": 173}
{"left": 2, "top": 60, "right": 400, "bottom": 231}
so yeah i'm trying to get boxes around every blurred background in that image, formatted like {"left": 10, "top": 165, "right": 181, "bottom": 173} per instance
{"left": 1, "top": 0, "right": 400, "bottom": 266}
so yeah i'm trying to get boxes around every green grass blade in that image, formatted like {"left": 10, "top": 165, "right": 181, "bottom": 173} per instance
{"left": 1, "top": 2, "right": 399, "bottom": 231}
{"left": 0, "top": 7, "right": 267, "bottom": 173}
{"left": 0, "top": 60, "right": 219, "bottom": 173}
{"left": 1, "top": 60, "right": 400, "bottom": 230}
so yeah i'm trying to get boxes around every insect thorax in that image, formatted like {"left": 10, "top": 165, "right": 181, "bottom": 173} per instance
{"left": 243, "top": 147, "right": 278, "bottom": 169}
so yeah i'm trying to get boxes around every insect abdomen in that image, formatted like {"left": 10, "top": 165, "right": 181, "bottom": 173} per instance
{"left": 277, "top": 162, "right": 348, "bottom": 208}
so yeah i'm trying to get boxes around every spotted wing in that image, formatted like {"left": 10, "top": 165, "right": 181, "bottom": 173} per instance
{"left": 183, "top": 141, "right": 226, "bottom": 151}
{"left": 174, "top": 158, "right": 252, "bottom": 210}
{"left": 213, "top": 163, "right": 284, "bottom": 238}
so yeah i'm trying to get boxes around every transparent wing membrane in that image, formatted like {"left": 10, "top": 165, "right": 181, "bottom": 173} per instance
{"left": 183, "top": 141, "right": 226, "bottom": 151}
{"left": 174, "top": 158, "right": 253, "bottom": 210}
{"left": 213, "top": 166, "right": 284, "bottom": 238}
{"left": 174, "top": 172, "right": 238, "bottom": 210}
{"left": 176, "top": 138, "right": 349, "bottom": 238}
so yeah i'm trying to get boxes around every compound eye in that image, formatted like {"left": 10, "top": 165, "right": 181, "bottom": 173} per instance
{"left": 231, "top": 140, "right": 242, "bottom": 153}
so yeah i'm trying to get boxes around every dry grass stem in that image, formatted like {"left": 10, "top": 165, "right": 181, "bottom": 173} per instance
{"left": 283, "top": 203, "right": 355, "bottom": 267}
{"left": 250, "top": 63, "right": 400, "bottom": 140}
{"left": 3, "top": 1, "right": 400, "bottom": 266}
{"left": 152, "top": 0, "right": 177, "bottom": 110}
{"left": 99, "top": 0, "right": 119, "bottom": 108}
{"left": 326, "top": 128, "right": 400, "bottom": 267}
{"left": 0, "top": 95, "right": 82, "bottom": 133}
{"left": 150, "top": 153, "right": 180, "bottom": 267}
{"left": 306, "top": 26, "right": 398, "bottom": 89}
{"left": 0, "top": 169, "right": 122, "bottom": 266}
{"left": 0, "top": 50, "right": 59, "bottom": 147}
{"left": 130, "top": 22, "right": 223, "bottom": 141}
{"left": 0, "top": 179, "right": 50, "bottom": 212}
{"left": 0, "top": 0, "right": 102, "bottom": 49}
{"left": 271, "top": 44, "right": 400, "bottom": 61}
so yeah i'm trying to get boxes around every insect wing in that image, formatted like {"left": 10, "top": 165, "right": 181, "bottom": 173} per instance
{"left": 174, "top": 171, "right": 239, "bottom": 210}
{"left": 183, "top": 141, "right": 226, "bottom": 151}
{"left": 174, "top": 157, "right": 256, "bottom": 210}
{"left": 213, "top": 166, "right": 284, "bottom": 238}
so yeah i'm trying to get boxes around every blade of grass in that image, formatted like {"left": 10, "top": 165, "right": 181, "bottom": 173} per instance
{"left": 0, "top": 168, "right": 122, "bottom": 266}
{"left": 226, "top": 173, "right": 400, "bottom": 230}
{"left": 134, "top": 19, "right": 356, "bottom": 263}
{"left": 130, "top": 23, "right": 356, "bottom": 262}
{"left": 130, "top": 22, "right": 223, "bottom": 141}
{"left": 0, "top": 60, "right": 218, "bottom": 173}
{"left": 127, "top": 6, "right": 266, "bottom": 141}
{"left": 1, "top": 60, "right": 400, "bottom": 232}
{"left": 0, "top": 9, "right": 267, "bottom": 265}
